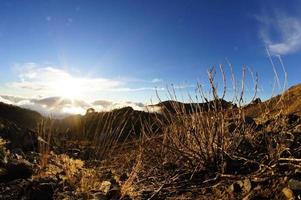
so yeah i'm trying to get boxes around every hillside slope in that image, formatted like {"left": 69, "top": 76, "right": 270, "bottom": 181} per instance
{"left": 244, "top": 84, "right": 301, "bottom": 119}
{"left": 0, "top": 102, "right": 43, "bottom": 129}
{"left": 150, "top": 99, "right": 235, "bottom": 115}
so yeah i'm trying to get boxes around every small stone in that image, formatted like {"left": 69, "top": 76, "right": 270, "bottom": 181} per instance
{"left": 100, "top": 181, "right": 111, "bottom": 194}
{"left": 282, "top": 187, "right": 294, "bottom": 200}
{"left": 286, "top": 114, "right": 299, "bottom": 125}
{"left": 107, "top": 185, "right": 121, "bottom": 199}
{"left": 229, "top": 182, "right": 242, "bottom": 193}
{"left": 0, "top": 159, "right": 33, "bottom": 183}
{"left": 228, "top": 179, "right": 252, "bottom": 195}
{"left": 242, "top": 178, "right": 252, "bottom": 193}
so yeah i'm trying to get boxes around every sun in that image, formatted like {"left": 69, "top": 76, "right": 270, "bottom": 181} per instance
{"left": 53, "top": 76, "right": 83, "bottom": 100}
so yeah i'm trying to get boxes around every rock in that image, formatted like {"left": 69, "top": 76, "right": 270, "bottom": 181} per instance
{"left": 282, "top": 187, "right": 294, "bottom": 200}
{"left": 280, "top": 149, "right": 292, "bottom": 158}
{"left": 252, "top": 98, "right": 262, "bottom": 104}
{"left": 100, "top": 181, "right": 111, "bottom": 194}
{"left": 229, "top": 182, "right": 242, "bottom": 193}
{"left": 242, "top": 178, "right": 252, "bottom": 193}
{"left": 162, "top": 161, "right": 178, "bottom": 171}
{"left": 66, "top": 148, "right": 81, "bottom": 158}
{"left": 227, "top": 122, "right": 237, "bottom": 133}
{"left": 228, "top": 179, "right": 252, "bottom": 194}
{"left": 27, "top": 180, "right": 56, "bottom": 200}
{"left": 223, "top": 154, "right": 259, "bottom": 175}
{"left": 107, "top": 186, "right": 121, "bottom": 200}
{"left": 97, "top": 179, "right": 121, "bottom": 200}
{"left": 0, "top": 159, "right": 33, "bottom": 182}
{"left": 244, "top": 116, "right": 257, "bottom": 128}
{"left": 227, "top": 117, "right": 257, "bottom": 133}
{"left": 107, "top": 179, "right": 121, "bottom": 199}
{"left": 286, "top": 114, "right": 300, "bottom": 126}
{"left": 236, "top": 138, "right": 255, "bottom": 157}
{"left": 0, "top": 179, "right": 31, "bottom": 199}
{"left": 288, "top": 179, "right": 301, "bottom": 190}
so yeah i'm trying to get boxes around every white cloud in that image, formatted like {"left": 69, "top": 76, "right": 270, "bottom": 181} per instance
{"left": 9, "top": 63, "right": 123, "bottom": 98}
{"left": 257, "top": 12, "right": 301, "bottom": 55}
{"left": 0, "top": 96, "right": 13, "bottom": 104}
{"left": 0, "top": 94, "right": 146, "bottom": 118}
{"left": 151, "top": 78, "right": 163, "bottom": 83}
{"left": 0, "top": 63, "right": 195, "bottom": 117}
{"left": 7, "top": 63, "right": 168, "bottom": 99}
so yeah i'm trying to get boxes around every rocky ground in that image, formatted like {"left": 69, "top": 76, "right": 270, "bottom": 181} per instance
{"left": 0, "top": 113, "right": 300, "bottom": 199}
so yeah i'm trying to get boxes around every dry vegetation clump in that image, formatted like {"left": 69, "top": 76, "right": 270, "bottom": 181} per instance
{"left": 0, "top": 137, "right": 9, "bottom": 170}
{"left": 35, "top": 152, "right": 103, "bottom": 196}
{"left": 33, "top": 110, "right": 139, "bottom": 199}
{"left": 122, "top": 66, "right": 256, "bottom": 198}
{"left": 121, "top": 64, "right": 301, "bottom": 199}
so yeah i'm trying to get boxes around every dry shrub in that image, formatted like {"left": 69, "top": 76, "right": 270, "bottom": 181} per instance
{"left": 36, "top": 152, "right": 103, "bottom": 195}
{"left": 143, "top": 66, "right": 258, "bottom": 173}
{"left": 120, "top": 151, "right": 142, "bottom": 198}
{"left": 0, "top": 137, "right": 9, "bottom": 165}
{"left": 123, "top": 56, "right": 294, "bottom": 199}
{"left": 123, "top": 65, "right": 265, "bottom": 199}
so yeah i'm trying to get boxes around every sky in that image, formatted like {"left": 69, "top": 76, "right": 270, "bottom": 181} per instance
{"left": 0, "top": 0, "right": 301, "bottom": 116}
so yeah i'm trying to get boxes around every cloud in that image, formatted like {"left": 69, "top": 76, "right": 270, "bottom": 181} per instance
{"left": 257, "top": 12, "right": 301, "bottom": 55}
{"left": 9, "top": 63, "right": 123, "bottom": 97}
{"left": 151, "top": 78, "right": 163, "bottom": 83}
{"left": 0, "top": 63, "right": 196, "bottom": 117}
{"left": 0, "top": 96, "right": 13, "bottom": 104}
{"left": 7, "top": 63, "right": 169, "bottom": 99}
{"left": 0, "top": 95, "right": 146, "bottom": 118}
{"left": 92, "top": 100, "right": 145, "bottom": 112}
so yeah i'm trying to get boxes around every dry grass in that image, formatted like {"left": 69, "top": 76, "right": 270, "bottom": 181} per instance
{"left": 122, "top": 63, "right": 293, "bottom": 199}
{"left": 143, "top": 66, "right": 256, "bottom": 172}
{"left": 37, "top": 118, "right": 54, "bottom": 168}
{"left": 0, "top": 137, "right": 9, "bottom": 167}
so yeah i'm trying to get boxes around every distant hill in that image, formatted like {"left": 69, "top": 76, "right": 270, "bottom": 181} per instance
{"left": 150, "top": 99, "right": 235, "bottom": 115}
{"left": 148, "top": 84, "right": 301, "bottom": 120}
{"left": 0, "top": 102, "right": 43, "bottom": 129}
{"left": 244, "top": 84, "right": 301, "bottom": 119}
{"left": 53, "top": 106, "right": 162, "bottom": 141}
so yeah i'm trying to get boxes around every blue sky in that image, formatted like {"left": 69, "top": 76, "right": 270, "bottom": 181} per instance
{"left": 0, "top": 0, "right": 301, "bottom": 115}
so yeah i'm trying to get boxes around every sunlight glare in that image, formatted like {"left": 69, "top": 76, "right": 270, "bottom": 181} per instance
{"left": 53, "top": 76, "right": 83, "bottom": 100}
